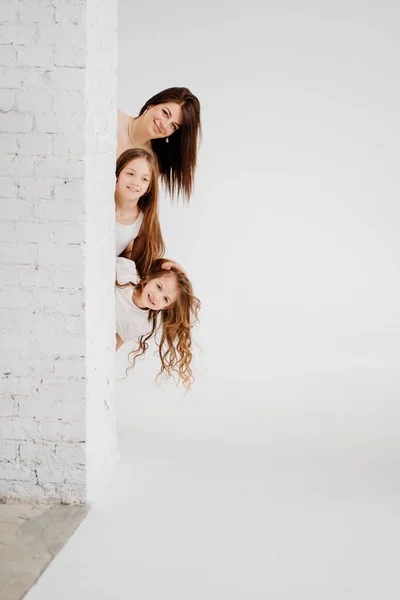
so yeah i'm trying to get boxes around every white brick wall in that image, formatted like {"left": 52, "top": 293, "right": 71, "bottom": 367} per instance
{"left": 0, "top": 0, "right": 118, "bottom": 504}
{"left": 84, "top": 0, "right": 118, "bottom": 503}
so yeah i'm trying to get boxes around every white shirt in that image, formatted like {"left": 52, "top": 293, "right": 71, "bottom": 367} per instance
{"left": 115, "top": 211, "right": 144, "bottom": 256}
{"left": 115, "top": 257, "right": 152, "bottom": 343}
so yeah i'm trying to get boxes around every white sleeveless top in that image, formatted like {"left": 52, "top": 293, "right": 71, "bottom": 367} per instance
{"left": 115, "top": 211, "right": 144, "bottom": 256}
{"left": 115, "top": 257, "right": 152, "bottom": 343}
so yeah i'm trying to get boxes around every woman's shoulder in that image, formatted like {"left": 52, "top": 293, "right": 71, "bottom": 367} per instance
{"left": 117, "top": 108, "right": 131, "bottom": 123}
{"left": 117, "top": 110, "right": 131, "bottom": 138}
{"left": 117, "top": 109, "right": 132, "bottom": 157}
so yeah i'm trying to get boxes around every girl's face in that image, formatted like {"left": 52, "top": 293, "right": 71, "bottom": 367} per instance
{"left": 116, "top": 157, "right": 151, "bottom": 201}
{"left": 142, "top": 102, "right": 183, "bottom": 140}
{"left": 140, "top": 274, "right": 179, "bottom": 311}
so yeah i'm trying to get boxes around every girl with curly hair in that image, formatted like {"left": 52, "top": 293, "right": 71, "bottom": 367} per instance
{"left": 117, "top": 87, "right": 201, "bottom": 200}
{"left": 115, "top": 257, "right": 200, "bottom": 391}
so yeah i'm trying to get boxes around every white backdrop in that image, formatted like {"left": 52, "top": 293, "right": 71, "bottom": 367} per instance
{"left": 118, "top": 0, "right": 400, "bottom": 384}
{"left": 22, "top": 7, "right": 400, "bottom": 596}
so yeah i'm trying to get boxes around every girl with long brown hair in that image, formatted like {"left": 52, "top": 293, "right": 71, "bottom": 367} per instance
{"left": 115, "top": 257, "right": 200, "bottom": 391}
{"left": 115, "top": 148, "right": 165, "bottom": 277}
{"left": 117, "top": 87, "right": 201, "bottom": 200}
{"left": 115, "top": 148, "right": 185, "bottom": 277}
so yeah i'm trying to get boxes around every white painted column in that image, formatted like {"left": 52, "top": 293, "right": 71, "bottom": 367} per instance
{"left": 0, "top": 0, "right": 118, "bottom": 504}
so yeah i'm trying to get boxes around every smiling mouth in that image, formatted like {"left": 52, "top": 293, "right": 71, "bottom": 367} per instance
{"left": 148, "top": 293, "right": 155, "bottom": 306}
{"left": 127, "top": 186, "right": 139, "bottom": 193}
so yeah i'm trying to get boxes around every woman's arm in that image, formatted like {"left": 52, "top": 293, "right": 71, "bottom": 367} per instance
{"left": 116, "top": 332, "right": 124, "bottom": 351}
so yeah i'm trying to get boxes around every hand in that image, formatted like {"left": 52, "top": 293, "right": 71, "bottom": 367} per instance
{"left": 161, "top": 260, "right": 187, "bottom": 277}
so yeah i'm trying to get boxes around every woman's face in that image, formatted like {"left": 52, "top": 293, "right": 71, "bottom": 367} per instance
{"left": 142, "top": 102, "right": 183, "bottom": 140}
{"left": 116, "top": 157, "right": 151, "bottom": 201}
{"left": 141, "top": 274, "right": 179, "bottom": 311}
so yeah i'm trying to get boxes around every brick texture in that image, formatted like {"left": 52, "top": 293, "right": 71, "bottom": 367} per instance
{"left": 0, "top": 0, "right": 118, "bottom": 504}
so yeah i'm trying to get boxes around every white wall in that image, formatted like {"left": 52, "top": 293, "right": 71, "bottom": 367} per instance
{"left": 0, "top": 0, "right": 118, "bottom": 503}
{"left": 118, "top": 0, "right": 399, "bottom": 384}
{"left": 14, "top": 6, "right": 399, "bottom": 596}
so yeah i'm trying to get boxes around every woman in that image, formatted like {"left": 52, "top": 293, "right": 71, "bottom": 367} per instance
{"left": 117, "top": 87, "right": 201, "bottom": 200}
{"left": 116, "top": 257, "right": 200, "bottom": 391}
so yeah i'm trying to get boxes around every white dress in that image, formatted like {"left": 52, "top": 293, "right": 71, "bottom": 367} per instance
{"left": 115, "top": 257, "right": 152, "bottom": 343}
{"left": 115, "top": 211, "right": 144, "bottom": 256}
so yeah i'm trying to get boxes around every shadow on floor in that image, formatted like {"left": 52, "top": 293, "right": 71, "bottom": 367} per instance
{"left": 0, "top": 503, "right": 88, "bottom": 600}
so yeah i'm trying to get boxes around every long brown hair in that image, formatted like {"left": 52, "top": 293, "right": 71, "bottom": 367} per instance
{"left": 116, "top": 148, "right": 165, "bottom": 276}
{"left": 118, "top": 259, "right": 201, "bottom": 391}
{"left": 139, "top": 87, "right": 201, "bottom": 201}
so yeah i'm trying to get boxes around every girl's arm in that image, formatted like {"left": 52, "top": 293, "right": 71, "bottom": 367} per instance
{"left": 116, "top": 333, "right": 124, "bottom": 351}
{"left": 128, "top": 233, "right": 145, "bottom": 263}
{"left": 119, "top": 239, "right": 134, "bottom": 258}
{"left": 121, "top": 230, "right": 187, "bottom": 277}
{"left": 161, "top": 259, "right": 187, "bottom": 277}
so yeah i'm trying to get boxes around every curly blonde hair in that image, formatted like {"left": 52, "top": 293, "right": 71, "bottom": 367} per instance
{"left": 118, "top": 259, "right": 200, "bottom": 390}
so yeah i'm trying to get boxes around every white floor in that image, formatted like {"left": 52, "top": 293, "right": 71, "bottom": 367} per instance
{"left": 26, "top": 366, "right": 400, "bottom": 600}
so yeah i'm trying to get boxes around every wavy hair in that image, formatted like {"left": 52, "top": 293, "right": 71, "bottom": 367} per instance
{"left": 116, "top": 148, "right": 165, "bottom": 276}
{"left": 117, "top": 259, "right": 200, "bottom": 390}
{"left": 139, "top": 87, "right": 201, "bottom": 201}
